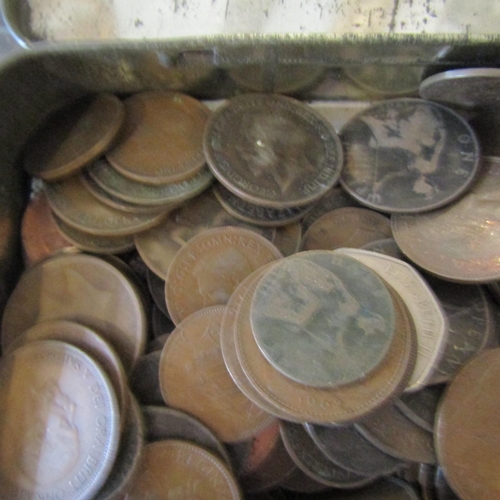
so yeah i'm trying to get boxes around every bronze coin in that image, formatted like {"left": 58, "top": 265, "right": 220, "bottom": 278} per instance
{"left": 435, "top": 348, "right": 500, "bottom": 499}
{"left": 165, "top": 226, "right": 282, "bottom": 325}
{"left": 125, "top": 440, "right": 242, "bottom": 499}
{"left": 301, "top": 207, "right": 392, "bottom": 251}
{"left": 106, "top": 91, "right": 210, "bottom": 184}
{"left": 24, "top": 93, "right": 124, "bottom": 181}
{"left": 1, "top": 253, "right": 147, "bottom": 370}
{"left": 129, "top": 351, "right": 164, "bottom": 406}
{"left": 204, "top": 93, "right": 343, "bottom": 208}
{"left": 159, "top": 306, "right": 276, "bottom": 443}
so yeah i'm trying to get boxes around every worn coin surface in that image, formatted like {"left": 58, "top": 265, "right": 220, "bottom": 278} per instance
{"left": 165, "top": 227, "right": 282, "bottom": 324}
{"left": 24, "top": 93, "right": 124, "bottom": 181}
{"left": 204, "top": 93, "right": 343, "bottom": 208}
{"left": 392, "top": 156, "right": 500, "bottom": 282}
{"left": 250, "top": 251, "right": 396, "bottom": 388}
{"left": 125, "top": 440, "right": 242, "bottom": 499}
{"left": 106, "top": 91, "right": 210, "bottom": 184}
{"left": 340, "top": 98, "right": 480, "bottom": 213}
{"left": 0, "top": 340, "right": 120, "bottom": 500}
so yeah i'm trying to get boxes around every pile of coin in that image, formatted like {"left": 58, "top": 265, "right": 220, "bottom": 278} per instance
{"left": 2, "top": 73, "right": 500, "bottom": 498}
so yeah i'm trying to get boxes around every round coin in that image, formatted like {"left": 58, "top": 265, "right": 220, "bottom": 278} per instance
{"left": 204, "top": 93, "right": 343, "bottom": 208}
{"left": 0, "top": 340, "right": 120, "bottom": 500}
{"left": 106, "top": 91, "right": 210, "bottom": 184}
{"left": 340, "top": 98, "right": 480, "bottom": 213}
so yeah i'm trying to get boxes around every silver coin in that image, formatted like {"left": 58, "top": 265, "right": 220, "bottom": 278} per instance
{"left": 340, "top": 98, "right": 480, "bottom": 213}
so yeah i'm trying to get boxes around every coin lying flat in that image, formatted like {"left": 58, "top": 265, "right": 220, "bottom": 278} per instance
{"left": 106, "top": 91, "right": 210, "bottom": 184}
{"left": 0, "top": 340, "right": 120, "bottom": 500}
{"left": 250, "top": 251, "right": 396, "bottom": 388}
{"left": 24, "top": 93, "right": 124, "bottom": 181}
{"left": 204, "top": 93, "right": 343, "bottom": 208}
{"left": 340, "top": 98, "right": 480, "bottom": 213}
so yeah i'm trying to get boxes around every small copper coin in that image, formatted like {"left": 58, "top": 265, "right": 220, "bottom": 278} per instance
{"left": 1, "top": 253, "right": 147, "bottom": 370}
{"left": 204, "top": 93, "right": 343, "bottom": 208}
{"left": 435, "top": 348, "right": 500, "bottom": 500}
{"left": 165, "top": 227, "right": 282, "bottom": 324}
{"left": 106, "top": 91, "right": 210, "bottom": 184}
{"left": 24, "top": 93, "right": 124, "bottom": 181}
{"left": 301, "top": 207, "right": 392, "bottom": 251}
{"left": 44, "top": 175, "right": 167, "bottom": 237}
{"left": 159, "top": 306, "right": 275, "bottom": 443}
{"left": 125, "top": 440, "right": 242, "bottom": 500}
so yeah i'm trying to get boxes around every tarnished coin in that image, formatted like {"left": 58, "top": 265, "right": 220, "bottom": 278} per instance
{"left": 250, "top": 251, "right": 396, "bottom": 388}
{"left": 362, "top": 238, "right": 404, "bottom": 259}
{"left": 213, "top": 183, "right": 314, "bottom": 227}
{"left": 1, "top": 253, "right": 147, "bottom": 370}
{"left": 165, "top": 227, "right": 282, "bottom": 324}
{"left": 134, "top": 190, "right": 276, "bottom": 279}
{"left": 420, "top": 68, "right": 500, "bottom": 108}
{"left": 301, "top": 207, "right": 392, "bottom": 251}
{"left": 281, "top": 466, "right": 330, "bottom": 494}
{"left": 272, "top": 222, "right": 302, "bottom": 257}
{"left": 204, "top": 93, "right": 343, "bottom": 208}
{"left": 129, "top": 351, "right": 164, "bottom": 406}
{"left": 435, "top": 467, "right": 460, "bottom": 500}
{"left": 0, "top": 340, "right": 120, "bottom": 500}
{"left": 125, "top": 440, "right": 242, "bottom": 500}
{"left": 24, "top": 93, "right": 124, "bottom": 181}
{"left": 44, "top": 175, "right": 167, "bottom": 237}
{"left": 159, "top": 306, "right": 275, "bottom": 443}
{"left": 340, "top": 98, "right": 480, "bottom": 213}
{"left": 146, "top": 268, "right": 169, "bottom": 317}
{"left": 87, "top": 158, "right": 213, "bottom": 206}
{"left": 334, "top": 248, "right": 448, "bottom": 392}
{"left": 150, "top": 306, "right": 175, "bottom": 340}
{"left": 106, "top": 91, "right": 210, "bottom": 184}
{"left": 392, "top": 156, "right": 500, "bottom": 282}
{"left": 146, "top": 332, "right": 171, "bottom": 353}
{"left": 435, "top": 348, "right": 500, "bottom": 500}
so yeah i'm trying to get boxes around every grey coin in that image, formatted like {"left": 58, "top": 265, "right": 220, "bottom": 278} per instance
{"left": 435, "top": 467, "right": 460, "bottom": 500}
{"left": 355, "top": 403, "right": 437, "bottom": 464}
{"left": 340, "top": 98, "right": 480, "bottom": 213}
{"left": 250, "top": 251, "right": 396, "bottom": 388}
{"left": 146, "top": 268, "right": 169, "bottom": 317}
{"left": 129, "top": 351, "right": 164, "bottom": 406}
{"left": 304, "top": 422, "right": 405, "bottom": 477}
{"left": 420, "top": 68, "right": 500, "bottom": 108}
{"left": 279, "top": 421, "right": 375, "bottom": 488}
{"left": 87, "top": 158, "right": 214, "bottom": 206}
{"left": 213, "top": 183, "right": 314, "bottom": 227}
{"left": 151, "top": 305, "right": 175, "bottom": 339}
{"left": 281, "top": 466, "right": 330, "bottom": 493}
{"left": 395, "top": 384, "right": 445, "bottom": 433}
{"left": 362, "top": 238, "right": 405, "bottom": 259}
{"left": 142, "top": 405, "right": 231, "bottom": 466}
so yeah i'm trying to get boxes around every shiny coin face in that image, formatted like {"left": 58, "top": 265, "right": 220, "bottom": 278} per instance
{"left": 0, "top": 340, "right": 120, "bottom": 500}
{"left": 340, "top": 98, "right": 480, "bottom": 213}
{"left": 250, "top": 251, "right": 396, "bottom": 388}
{"left": 204, "top": 94, "right": 343, "bottom": 208}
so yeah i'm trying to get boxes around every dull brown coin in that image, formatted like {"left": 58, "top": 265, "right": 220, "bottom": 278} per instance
{"left": 301, "top": 207, "right": 392, "bottom": 251}
{"left": 435, "top": 348, "right": 500, "bottom": 500}
{"left": 129, "top": 351, "right": 164, "bottom": 406}
{"left": 106, "top": 91, "right": 210, "bottom": 185}
{"left": 44, "top": 175, "right": 168, "bottom": 237}
{"left": 281, "top": 466, "right": 330, "bottom": 493}
{"left": 146, "top": 268, "right": 169, "bottom": 317}
{"left": 165, "top": 227, "right": 282, "bottom": 325}
{"left": 1, "top": 253, "right": 147, "bottom": 370}
{"left": 24, "top": 93, "right": 125, "bottom": 181}
{"left": 150, "top": 306, "right": 175, "bottom": 340}
{"left": 435, "top": 467, "right": 460, "bottom": 500}
{"left": 125, "top": 440, "right": 242, "bottom": 499}
{"left": 272, "top": 222, "right": 302, "bottom": 257}
{"left": 159, "top": 306, "right": 276, "bottom": 443}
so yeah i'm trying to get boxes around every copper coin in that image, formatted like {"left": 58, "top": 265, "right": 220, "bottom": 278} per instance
{"left": 24, "top": 93, "right": 124, "bottom": 181}
{"left": 204, "top": 93, "right": 343, "bottom": 208}
{"left": 435, "top": 348, "right": 500, "bottom": 499}
{"left": 125, "top": 440, "right": 242, "bottom": 499}
{"left": 392, "top": 156, "right": 500, "bottom": 282}
{"left": 1, "top": 253, "right": 147, "bottom": 370}
{"left": 165, "top": 227, "right": 282, "bottom": 325}
{"left": 272, "top": 222, "right": 302, "bottom": 257}
{"left": 106, "top": 91, "right": 210, "bottom": 185}
{"left": 44, "top": 175, "right": 168, "bottom": 237}
{"left": 235, "top": 268, "right": 416, "bottom": 423}
{"left": 301, "top": 207, "right": 392, "bottom": 251}
{"left": 129, "top": 351, "right": 164, "bottom": 406}
{"left": 134, "top": 190, "right": 276, "bottom": 279}
{"left": 0, "top": 340, "right": 120, "bottom": 500}
{"left": 159, "top": 306, "right": 275, "bottom": 443}
{"left": 21, "top": 190, "right": 75, "bottom": 266}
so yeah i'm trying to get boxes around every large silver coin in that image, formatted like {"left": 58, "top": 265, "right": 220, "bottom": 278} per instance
{"left": 0, "top": 340, "right": 120, "bottom": 500}
{"left": 340, "top": 98, "right": 480, "bottom": 213}
{"left": 250, "top": 251, "right": 396, "bottom": 388}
